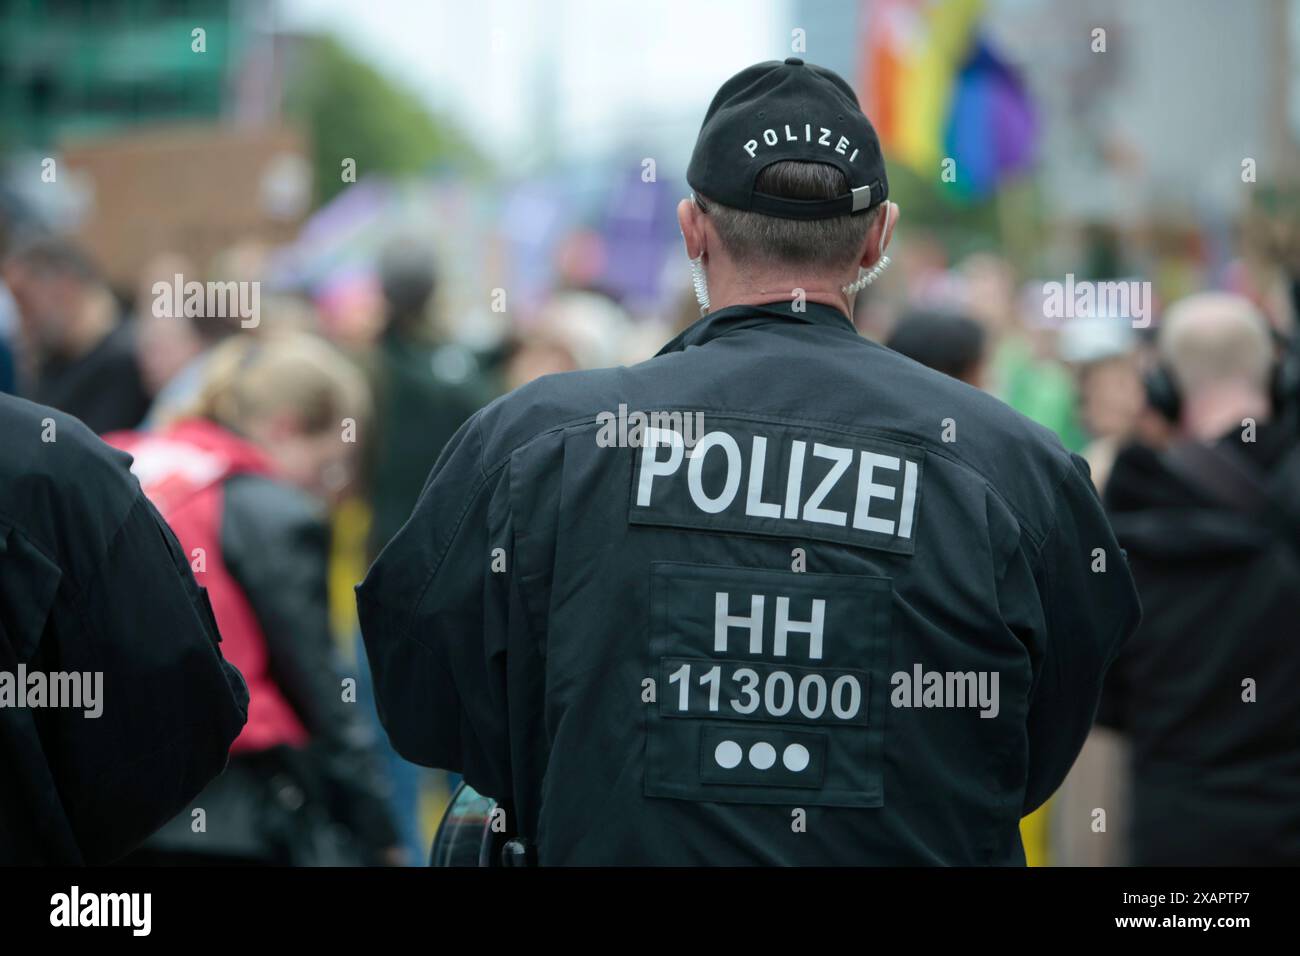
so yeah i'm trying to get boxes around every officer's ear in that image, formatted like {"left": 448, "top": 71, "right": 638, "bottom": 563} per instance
{"left": 860, "top": 201, "right": 898, "bottom": 270}
{"left": 678, "top": 196, "right": 707, "bottom": 261}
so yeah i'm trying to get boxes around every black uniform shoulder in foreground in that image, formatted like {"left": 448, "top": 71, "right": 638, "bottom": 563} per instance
{"left": 359, "top": 301, "right": 1140, "bottom": 865}
{"left": 0, "top": 394, "right": 248, "bottom": 865}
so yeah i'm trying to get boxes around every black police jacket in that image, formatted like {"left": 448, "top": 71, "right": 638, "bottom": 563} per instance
{"left": 0, "top": 395, "right": 248, "bottom": 864}
{"left": 358, "top": 300, "right": 1141, "bottom": 865}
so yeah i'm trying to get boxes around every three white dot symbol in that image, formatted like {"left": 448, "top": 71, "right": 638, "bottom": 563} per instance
{"left": 714, "top": 739, "right": 810, "bottom": 772}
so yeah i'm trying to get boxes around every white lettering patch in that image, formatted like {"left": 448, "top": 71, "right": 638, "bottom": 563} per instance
{"left": 630, "top": 416, "right": 923, "bottom": 554}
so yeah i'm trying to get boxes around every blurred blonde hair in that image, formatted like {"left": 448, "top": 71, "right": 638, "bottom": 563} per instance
{"left": 179, "top": 331, "right": 370, "bottom": 436}
{"left": 1159, "top": 293, "right": 1274, "bottom": 396}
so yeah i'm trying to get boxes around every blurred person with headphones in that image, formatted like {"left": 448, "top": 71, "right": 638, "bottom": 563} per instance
{"left": 1100, "top": 292, "right": 1300, "bottom": 864}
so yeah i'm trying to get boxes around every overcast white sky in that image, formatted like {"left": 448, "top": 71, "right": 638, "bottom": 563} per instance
{"left": 277, "top": 0, "right": 789, "bottom": 170}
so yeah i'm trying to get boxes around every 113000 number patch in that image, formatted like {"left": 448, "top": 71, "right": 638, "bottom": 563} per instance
{"left": 661, "top": 657, "right": 870, "bottom": 725}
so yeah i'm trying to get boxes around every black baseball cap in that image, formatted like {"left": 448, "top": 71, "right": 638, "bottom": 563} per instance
{"left": 686, "top": 58, "right": 889, "bottom": 220}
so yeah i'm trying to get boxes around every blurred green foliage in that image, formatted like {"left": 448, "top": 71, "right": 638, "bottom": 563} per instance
{"left": 282, "top": 34, "right": 484, "bottom": 207}
{"left": 889, "top": 162, "right": 1047, "bottom": 274}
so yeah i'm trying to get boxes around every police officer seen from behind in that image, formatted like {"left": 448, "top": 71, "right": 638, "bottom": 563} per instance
{"left": 358, "top": 59, "right": 1141, "bottom": 865}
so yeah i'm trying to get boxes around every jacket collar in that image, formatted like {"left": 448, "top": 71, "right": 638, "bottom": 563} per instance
{"left": 656, "top": 299, "right": 856, "bottom": 356}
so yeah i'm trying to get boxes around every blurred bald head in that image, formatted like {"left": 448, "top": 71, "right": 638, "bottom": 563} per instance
{"left": 1158, "top": 292, "right": 1275, "bottom": 438}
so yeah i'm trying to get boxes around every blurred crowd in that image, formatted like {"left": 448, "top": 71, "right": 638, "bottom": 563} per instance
{"left": 1, "top": 176, "right": 1298, "bottom": 864}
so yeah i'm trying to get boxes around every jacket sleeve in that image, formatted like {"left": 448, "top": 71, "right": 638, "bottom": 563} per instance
{"left": 1004, "top": 454, "right": 1141, "bottom": 815}
{"left": 356, "top": 411, "right": 513, "bottom": 803}
{"left": 222, "top": 475, "right": 399, "bottom": 855}
{"left": 998, "top": 455, "right": 1144, "bottom": 816}
{"left": 48, "top": 491, "right": 249, "bottom": 864}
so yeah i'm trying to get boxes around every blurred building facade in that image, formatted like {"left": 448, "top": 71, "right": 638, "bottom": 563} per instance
{"left": 0, "top": 0, "right": 255, "bottom": 148}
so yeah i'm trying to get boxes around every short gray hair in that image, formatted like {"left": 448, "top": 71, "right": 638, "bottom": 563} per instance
{"left": 698, "top": 161, "right": 880, "bottom": 272}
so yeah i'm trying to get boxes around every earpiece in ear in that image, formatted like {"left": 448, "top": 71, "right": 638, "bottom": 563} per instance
{"left": 843, "top": 203, "right": 894, "bottom": 295}
{"left": 689, "top": 255, "right": 711, "bottom": 315}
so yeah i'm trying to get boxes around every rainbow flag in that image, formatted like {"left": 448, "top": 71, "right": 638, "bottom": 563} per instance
{"left": 860, "top": 0, "right": 1037, "bottom": 200}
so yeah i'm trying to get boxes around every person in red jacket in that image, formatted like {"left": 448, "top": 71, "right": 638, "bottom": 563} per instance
{"left": 107, "top": 331, "right": 399, "bottom": 865}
